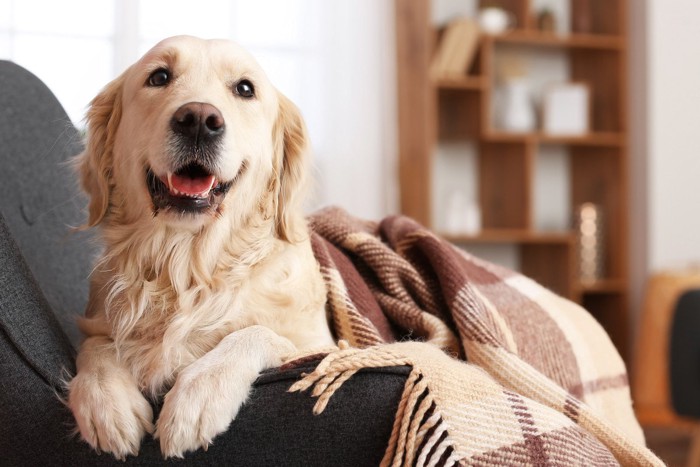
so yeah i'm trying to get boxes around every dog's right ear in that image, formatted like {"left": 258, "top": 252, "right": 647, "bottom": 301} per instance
{"left": 271, "top": 92, "right": 310, "bottom": 243}
{"left": 75, "top": 72, "right": 126, "bottom": 228}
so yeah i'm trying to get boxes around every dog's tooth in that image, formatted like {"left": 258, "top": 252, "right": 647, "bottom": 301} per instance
{"left": 167, "top": 172, "right": 174, "bottom": 189}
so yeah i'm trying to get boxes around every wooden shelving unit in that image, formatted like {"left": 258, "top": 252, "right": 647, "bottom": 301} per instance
{"left": 395, "top": 0, "right": 630, "bottom": 359}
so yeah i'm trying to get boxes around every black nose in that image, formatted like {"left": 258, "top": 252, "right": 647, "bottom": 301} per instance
{"left": 170, "top": 102, "right": 225, "bottom": 140}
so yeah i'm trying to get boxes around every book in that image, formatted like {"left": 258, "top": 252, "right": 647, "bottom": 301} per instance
{"left": 430, "top": 18, "right": 480, "bottom": 79}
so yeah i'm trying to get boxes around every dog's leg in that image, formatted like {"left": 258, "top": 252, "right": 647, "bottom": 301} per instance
{"left": 67, "top": 336, "right": 154, "bottom": 460}
{"left": 155, "top": 325, "right": 295, "bottom": 458}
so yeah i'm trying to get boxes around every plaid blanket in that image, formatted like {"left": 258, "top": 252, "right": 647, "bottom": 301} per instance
{"left": 289, "top": 207, "right": 662, "bottom": 466}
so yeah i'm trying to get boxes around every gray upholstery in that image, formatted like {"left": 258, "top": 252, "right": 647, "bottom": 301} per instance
{"left": 0, "top": 60, "right": 406, "bottom": 465}
{"left": 0, "top": 214, "right": 76, "bottom": 386}
{"left": 0, "top": 60, "right": 95, "bottom": 347}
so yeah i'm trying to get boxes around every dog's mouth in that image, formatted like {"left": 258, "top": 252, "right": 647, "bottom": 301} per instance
{"left": 146, "top": 162, "right": 239, "bottom": 215}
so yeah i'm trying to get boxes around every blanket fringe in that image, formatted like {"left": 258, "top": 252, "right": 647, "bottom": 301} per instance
{"left": 289, "top": 345, "right": 459, "bottom": 467}
{"left": 289, "top": 342, "right": 413, "bottom": 415}
{"left": 383, "top": 371, "right": 459, "bottom": 467}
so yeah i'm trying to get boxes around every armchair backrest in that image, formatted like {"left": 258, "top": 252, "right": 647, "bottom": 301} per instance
{"left": 0, "top": 60, "right": 95, "bottom": 348}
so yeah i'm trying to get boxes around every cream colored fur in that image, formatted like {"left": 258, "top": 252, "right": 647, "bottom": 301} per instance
{"left": 67, "top": 36, "right": 334, "bottom": 460}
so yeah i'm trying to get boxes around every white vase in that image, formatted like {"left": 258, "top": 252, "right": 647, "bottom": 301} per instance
{"left": 498, "top": 79, "right": 535, "bottom": 132}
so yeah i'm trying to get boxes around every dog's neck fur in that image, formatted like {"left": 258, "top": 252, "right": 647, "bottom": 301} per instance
{"left": 103, "top": 211, "right": 277, "bottom": 286}
{"left": 89, "top": 206, "right": 305, "bottom": 393}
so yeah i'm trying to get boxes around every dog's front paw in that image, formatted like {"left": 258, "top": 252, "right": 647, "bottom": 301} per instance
{"left": 68, "top": 372, "right": 154, "bottom": 460}
{"left": 155, "top": 365, "right": 255, "bottom": 458}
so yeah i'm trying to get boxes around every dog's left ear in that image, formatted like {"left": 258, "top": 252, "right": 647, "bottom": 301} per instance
{"left": 272, "top": 92, "right": 310, "bottom": 242}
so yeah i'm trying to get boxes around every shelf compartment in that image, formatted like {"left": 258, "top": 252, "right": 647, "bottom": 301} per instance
{"left": 479, "top": 141, "right": 532, "bottom": 230}
{"left": 438, "top": 88, "right": 482, "bottom": 140}
{"left": 581, "top": 293, "right": 629, "bottom": 360}
{"left": 571, "top": 50, "right": 625, "bottom": 133}
{"left": 478, "top": 0, "right": 623, "bottom": 37}
{"left": 571, "top": 0, "right": 624, "bottom": 36}
{"left": 521, "top": 242, "right": 576, "bottom": 298}
{"left": 570, "top": 148, "right": 625, "bottom": 280}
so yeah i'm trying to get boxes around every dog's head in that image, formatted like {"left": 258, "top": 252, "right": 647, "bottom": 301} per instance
{"left": 78, "top": 35, "right": 308, "bottom": 241}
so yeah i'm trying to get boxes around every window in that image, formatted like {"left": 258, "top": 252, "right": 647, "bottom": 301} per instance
{"left": 0, "top": 0, "right": 396, "bottom": 218}
{"left": 1, "top": 0, "right": 115, "bottom": 123}
{"left": 1, "top": 0, "right": 322, "bottom": 127}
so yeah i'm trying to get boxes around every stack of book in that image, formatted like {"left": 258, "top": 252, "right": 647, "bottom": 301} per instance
{"left": 430, "top": 18, "right": 480, "bottom": 79}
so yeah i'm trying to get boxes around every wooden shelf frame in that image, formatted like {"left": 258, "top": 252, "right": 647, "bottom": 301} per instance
{"left": 482, "top": 131, "right": 626, "bottom": 147}
{"left": 488, "top": 30, "right": 624, "bottom": 50}
{"left": 577, "top": 279, "right": 627, "bottom": 295}
{"left": 443, "top": 229, "right": 574, "bottom": 245}
{"left": 434, "top": 76, "right": 487, "bottom": 90}
{"left": 395, "top": 0, "right": 630, "bottom": 359}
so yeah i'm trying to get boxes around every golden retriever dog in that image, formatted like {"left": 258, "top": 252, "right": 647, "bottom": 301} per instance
{"left": 67, "top": 35, "right": 334, "bottom": 459}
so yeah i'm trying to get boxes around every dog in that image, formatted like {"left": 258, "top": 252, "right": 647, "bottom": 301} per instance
{"left": 67, "top": 35, "right": 334, "bottom": 459}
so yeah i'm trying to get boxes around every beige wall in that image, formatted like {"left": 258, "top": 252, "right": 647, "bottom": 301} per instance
{"left": 629, "top": 0, "right": 700, "bottom": 337}
{"left": 646, "top": 0, "right": 700, "bottom": 270}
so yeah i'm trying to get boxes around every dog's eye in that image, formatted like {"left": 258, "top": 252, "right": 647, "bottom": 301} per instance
{"left": 148, "top": 68, "right": 170, "bottom": 87}
{"left": 235, "top": 80, "right": 255, "bottom": 98}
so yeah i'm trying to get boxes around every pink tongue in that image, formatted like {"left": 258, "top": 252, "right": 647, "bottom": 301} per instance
{"left": 170, "top": 173, "right": 215, "bottom": 196}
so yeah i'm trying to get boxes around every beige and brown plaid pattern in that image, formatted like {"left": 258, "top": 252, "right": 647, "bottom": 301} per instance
{"left": 290, "top": 207, "right": 662, "bottom": 466}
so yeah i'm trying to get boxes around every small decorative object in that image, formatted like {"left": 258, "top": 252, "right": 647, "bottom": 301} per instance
{"left": 495, "top": 55, "right": 535, "bottom": 132}
{"left": 498, "top": 78, "right": 536, "bottom": 132}
{"left": 537, "top": 8, "right": 556, "bottom": 33}
{"left": 445, "top": 191, "right": 481, "bottom": 235}
{"left": 478, "top": 6, "right": 515, "bottom": 35}
{"left": 576, "top": 203, "right": 604, "bottom": 283}
{"left": 542, "top": 83, "right": 590, "bottom": 136}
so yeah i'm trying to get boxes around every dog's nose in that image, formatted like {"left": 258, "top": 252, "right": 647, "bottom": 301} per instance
{"left": 171, "top": 102, "right": 225, "bottom": 139}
